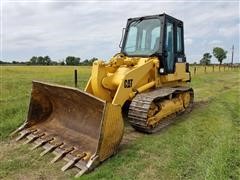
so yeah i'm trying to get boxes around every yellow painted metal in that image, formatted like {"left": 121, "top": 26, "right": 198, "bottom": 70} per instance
{"left": 147, "top": 96, "right": 185, "bottom": 126}
{"left": 86, "top": 55, "right": 190, "bottom": 106}
{"left": 102, "top": 66, "right": 133, "bottom": 91}
{"left": 88, "top": 60, "right": 112, "bottom": 102}
{"left": 160, "top": 63, "right": 190, "bottom": 83}
{"left": 86, "top": 57, "right": 156, "bottom": 106}
{"left": 84, "top": 54, "right": 191, "bottom": 138}
{"left": 112, "top": 59, "right": 154, "bottom": 106}
{"left": 84, "top": 54, "right": 191, "bottom": 140}
{"left": 180, "top": 91, "right": 191, "bottom": 108}
{"left": 136, "top": 81, "right": 156, "bottom": 93}
{"left": 98, "top": 103, "right": 124, "bottom": 161}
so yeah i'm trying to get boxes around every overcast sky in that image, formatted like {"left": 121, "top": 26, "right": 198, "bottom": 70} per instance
{"left": 1, "top": 0, "right": 239, "bottom": 63}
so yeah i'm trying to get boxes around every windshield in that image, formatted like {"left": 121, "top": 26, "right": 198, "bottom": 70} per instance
{"left": 122, "top": 18, "right": 162, "bottom": 56}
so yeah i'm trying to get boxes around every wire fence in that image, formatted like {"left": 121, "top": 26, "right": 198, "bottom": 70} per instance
{"left": 190, "top": 65, "right": 240, "bottom": 75}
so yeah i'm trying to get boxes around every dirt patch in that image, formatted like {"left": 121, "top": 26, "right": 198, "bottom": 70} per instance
{"left": 193, "top": 100, "right": 209, "bottom": 108}
{"left": 119, "top": 123, "right": 144, "bottom": 151}
{"left": 0, "top": 139, "right": 19, "bottom": 159}
{"left": 0, "top": 139, "right": 76, "bottom": 180}
{"left": 121, "top": 126, "right": 143, "bottom": 145}
{"left": 223, "top": 86, "right": 231, "bottom": 90}
{"left": 217, "top": 79, "right": 225, "bottom": 83}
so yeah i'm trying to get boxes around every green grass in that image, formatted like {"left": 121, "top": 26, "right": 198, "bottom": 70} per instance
{"left": 0, "top": 66, "right": 239, "bottom": 179}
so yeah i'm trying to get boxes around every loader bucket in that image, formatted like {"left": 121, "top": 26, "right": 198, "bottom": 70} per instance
{"left": 14, "top": 81, "right": 124, "bottom": 177}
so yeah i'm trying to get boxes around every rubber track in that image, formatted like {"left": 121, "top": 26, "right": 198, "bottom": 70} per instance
{"left": 128, "top": 87, "right": 194, "bottom": 133}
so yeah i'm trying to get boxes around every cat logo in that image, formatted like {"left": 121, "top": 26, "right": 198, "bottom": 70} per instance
{"left": 124, "top": 79, "right": 133, "bottom": 88}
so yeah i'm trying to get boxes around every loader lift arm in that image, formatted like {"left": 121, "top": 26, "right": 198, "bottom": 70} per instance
{"left": 85, "top": 58, "right": 157, "bottom": 106}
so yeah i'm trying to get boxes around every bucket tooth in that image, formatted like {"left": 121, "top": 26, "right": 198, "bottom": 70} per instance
{"left": 16, "top": 130, "right": 30, "bottom": 141}
{"left": 40, "top": 142, "right": 63, "bottom": 157}
{"left": 61, "top": 153, "right": 86, "bottom": 172}
{"left": 16, "top": 129, "right": 36, "bottom": 141}
{"left": 51, "top": 147, "right": 74, "bottom": 164}
{"left": 10, "top": 122, "right": 28, "bottom": 137}
{"left": 75, "top": 158, "right": 93, "bottom": 177}
{"left": 75, "top": 166, "right": 88, "bottom": 177}
{"left": 24, "top": 132, "right": 45, "bottom": 145}
{"left": 31, "top": 136, "right": 53, "bottom": 150}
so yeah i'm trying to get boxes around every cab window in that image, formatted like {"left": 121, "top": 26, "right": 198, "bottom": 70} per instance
{"left": 177, "top": 26, "right": 183, "bottom": 53}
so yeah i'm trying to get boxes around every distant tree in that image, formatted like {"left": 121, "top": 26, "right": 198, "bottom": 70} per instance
{"left": 0, "top": 60, "right": 10, "bottom": 64}
{"left": 12, "top": 61, "right": 26, "bottom": 65}
{"left": 30, "top": 56, "right": 38, "bottom": 64}
{"left": 60, "top": 60, "right": 65, "bottom": 65}
{"left": 89, "top": 57, "right": 97, "bottom": 65}
{"left": 50, "top": 61, "right": 58, "bottom": 65}
{"left": 66, "top": 56, "right": 74, "bottom": 65}
{"left": 81, "top": 57, "right": 97, "bottom": 66}
{"left": 81, "top": 59, "right": 88, "bottom": 66}
{"left": 29, "top": 56, "right": 52, "bottom": 65}
{"left": 65, "top": 56, "right": 80, "bottom": 65}
{"left": 213, "top": 47, "right": 227, "bottom": 65}
{"left": 43, "top": 56, "right": 51, "bottom": 65}
{"left": 26, "top": 61, "right": 31, "bottom": 65}
{"left": 200, "top": 53, "right": 212, "bottom": 65}
{"left": 36, "top": 56, "right": 44, "bottom": 65}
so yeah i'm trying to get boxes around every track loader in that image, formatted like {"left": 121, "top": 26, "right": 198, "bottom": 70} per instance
{"left": 13, "top": 14, "right": 194, "bottom": 177}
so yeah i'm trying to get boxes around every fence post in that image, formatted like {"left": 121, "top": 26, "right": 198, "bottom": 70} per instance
{"left": 74, "top": 69, "right": 78, "bottom": 87}
{"left": 194, "top": 67, "right": 196, "bottom": 75}
{"left": 219, "top": 65, "right": 220, "bottom": 72}
{"left": 224, "top": 65, "right": 225, "bottom": 71}
{"left": 212, "top": 65, "right": 214, "bottom": 72}
{"left": 204, "top": 66, "right": 206, "bottom": 73}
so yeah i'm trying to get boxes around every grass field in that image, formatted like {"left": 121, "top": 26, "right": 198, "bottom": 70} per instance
{"left": 0, "top": 66, "right": 240, "bottom": 180}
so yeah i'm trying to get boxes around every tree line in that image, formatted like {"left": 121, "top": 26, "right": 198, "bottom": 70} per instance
{"left": 0, "top": 56, "right": 98, "bottom": 66}
{"left": 199, "top": 47, "right": 227, "bottom": 65}
{"left": 0, "top": 47, "right": 230, "bottom": 66}
{"left": 28, "top": 56, "right": 98, "bottom": 65}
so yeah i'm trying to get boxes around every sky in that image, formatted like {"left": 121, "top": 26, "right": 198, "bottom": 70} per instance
{"left": 1, "top": 0, "right": 239, "bottom": 64}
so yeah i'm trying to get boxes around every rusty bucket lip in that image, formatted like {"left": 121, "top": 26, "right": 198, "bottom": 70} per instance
{"left": 32, "top": 80, "right": 106, "bottom": 103}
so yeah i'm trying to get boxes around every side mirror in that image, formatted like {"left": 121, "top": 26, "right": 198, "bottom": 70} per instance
{"left": 119, "top": 28, "right": 126, "bottom": 48}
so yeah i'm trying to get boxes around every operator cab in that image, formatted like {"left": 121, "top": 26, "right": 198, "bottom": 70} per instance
{"left": 121, "top": 13, "right": 185, "bottom": 74}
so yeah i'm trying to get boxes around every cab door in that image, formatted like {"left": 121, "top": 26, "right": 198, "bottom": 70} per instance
{"left": 164, "top": 20, "right": 175, "bottom": 73}
{"left": 175, "top": 23, "right": 185, "bottom": 64}
{"left": 163, "top": 17, "right": 185, "bottom": 74}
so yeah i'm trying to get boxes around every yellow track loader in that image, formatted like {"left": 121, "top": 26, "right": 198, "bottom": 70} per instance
{"left": 13, "top": 14, "right": 194, "bottom": 177}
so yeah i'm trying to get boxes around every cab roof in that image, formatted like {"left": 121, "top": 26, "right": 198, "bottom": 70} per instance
{"left": 127, "top": 13, "right": 183, "bottom": 25}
